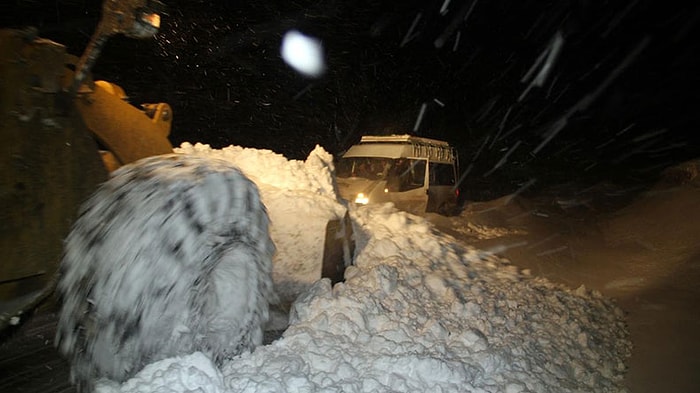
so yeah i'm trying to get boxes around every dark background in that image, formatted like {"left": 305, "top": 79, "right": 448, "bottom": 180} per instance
{"left": 2, "top": 0, "right": 698, "bottom": 200}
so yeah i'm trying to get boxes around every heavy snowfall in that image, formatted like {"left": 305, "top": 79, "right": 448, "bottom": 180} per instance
{"left": 1, "top": 1, "right": 698, "bottom": 392}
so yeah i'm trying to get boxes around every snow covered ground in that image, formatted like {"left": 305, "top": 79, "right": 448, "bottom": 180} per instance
{"left": 94, "top": 143, "right": 631, "bottom": 393}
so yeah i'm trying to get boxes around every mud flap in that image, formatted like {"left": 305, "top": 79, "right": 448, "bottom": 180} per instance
{"left": 321, "top": 212, "right": 355, "bottom": 284}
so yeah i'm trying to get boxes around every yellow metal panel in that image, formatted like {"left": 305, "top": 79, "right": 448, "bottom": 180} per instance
{"left": 75, "top": 81, "right": 173, "bottom": 166}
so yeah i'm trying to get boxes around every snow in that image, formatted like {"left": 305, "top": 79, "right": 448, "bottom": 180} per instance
{"left": 175, "top": 142, "right": 347, "bottom": 304}
{"left": 95, "top": 142, "right": 631, "bottom": 393}
{"left": 281, "top": 30, "right": 326, "bottom": 78}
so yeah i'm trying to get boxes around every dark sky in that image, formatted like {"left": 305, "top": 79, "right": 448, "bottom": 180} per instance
{"left": 2, "top": 0, "right": 699, "bottom": 198}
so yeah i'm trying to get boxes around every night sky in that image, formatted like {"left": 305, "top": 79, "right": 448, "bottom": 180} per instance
{"left": 2, "top": 0, "right": 698, "bottom": 199}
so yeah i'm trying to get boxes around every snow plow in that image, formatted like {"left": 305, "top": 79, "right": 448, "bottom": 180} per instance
{"left": 0, "top": 0, "right": 353, "bottom": 334}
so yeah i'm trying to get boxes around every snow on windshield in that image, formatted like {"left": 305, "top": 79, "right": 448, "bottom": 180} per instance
{"left": 95, "top": 142, "right": 630, "bottom": 393}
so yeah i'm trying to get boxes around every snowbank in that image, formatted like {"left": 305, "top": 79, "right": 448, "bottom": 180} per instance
{"left": 97, "top": 143, "right": 630, "bottom": 393}
{"left": 176, "top": 142, "right": 348, "bottom": 303}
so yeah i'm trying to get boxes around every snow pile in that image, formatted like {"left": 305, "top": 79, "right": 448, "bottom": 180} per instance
{"left": 96, "top": 352, "right": 224, "bottom": 393}
{"left": 175, "top": 142, "right": 339, "bottom": 197}
{"left": 176, "top": 142, "right": 347, "bottom": 302}
{"left": 97, "top": 143, "right": 631, "bottom": 393}
{"left": 221, "top": 204, "right": 630, "bottom": 392}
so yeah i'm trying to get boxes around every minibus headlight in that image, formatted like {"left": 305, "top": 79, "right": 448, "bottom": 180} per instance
{"left": 355, "top": 193, "right": 369, "bottom": 204}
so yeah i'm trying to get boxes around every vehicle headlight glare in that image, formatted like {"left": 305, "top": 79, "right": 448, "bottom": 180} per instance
{"left": 355, "top": 193, "right": 369, "bottom": 204}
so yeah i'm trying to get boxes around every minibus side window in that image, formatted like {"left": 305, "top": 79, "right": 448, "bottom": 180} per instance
{"left": 409, "top": 160, "right": 426, "bottom": 188}
{"left": 387, "top": 159, "right": 426, "bottom": 191}
{"left": 429, "top": 162, "right": 456, "bottom": 186}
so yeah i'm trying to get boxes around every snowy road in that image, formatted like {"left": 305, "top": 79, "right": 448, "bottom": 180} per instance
{"left": 2, "top": 146, "right": 697, "bottom": 393}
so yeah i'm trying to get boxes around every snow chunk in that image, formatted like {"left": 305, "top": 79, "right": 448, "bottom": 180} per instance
{"left": 95, "top": 352, "right": 224, "bottom": 393}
